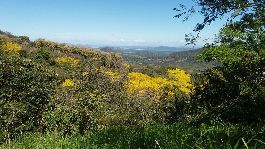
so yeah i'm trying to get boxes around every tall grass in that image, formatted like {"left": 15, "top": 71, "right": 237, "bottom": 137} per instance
{"left": 1, "top": 123, "right": 265, "bottom": 149}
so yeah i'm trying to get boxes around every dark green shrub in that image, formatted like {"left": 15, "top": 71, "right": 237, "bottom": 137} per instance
{"left": 33, "top": 48, "right": 52, "bottom": 61}
{"left": 0, "top": 52, "right": 58, "bottom": 141}
{"left": 192, "top": 61, "right": 265, "bottom": 123}
{"left": 43, "top": 89, "right": 102, "bottom": 135}
{"left": 43, "top": 66, "right": 127, "bottom": 134}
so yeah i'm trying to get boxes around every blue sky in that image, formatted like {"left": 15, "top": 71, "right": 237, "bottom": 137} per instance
{"left": 0, "top": 0, "right": 225, "bottom": 47}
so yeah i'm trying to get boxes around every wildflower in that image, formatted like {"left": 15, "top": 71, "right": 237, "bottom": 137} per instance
{"left": 1, "top": 42, "right": 22, "bottom": 54}
{"left": 104, "top": 70, "right": 121, "bottom": 82}
{"left": 62, "top": 79, "right": 75, "bottom": 87}
{"left": 55, "top": 56, "right": 79, "bottom": 67}
{"left": 126, "top": 72, "right": 168, "bottom": 95}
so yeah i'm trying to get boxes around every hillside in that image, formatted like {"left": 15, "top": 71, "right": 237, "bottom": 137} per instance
{"left": 1, "top": 30, "right": 264, "bottom": 148}
{"left": 1, "top": 0, "right": 264, "bottom": 148}
{"left": 0, "top": 31, "right": 129, "bottom": 141}
{"left": 0, "top": 31, "right": 194, "bottom": 142}
{"left": 0, "top": 31, "right": 125, "bottom": 69}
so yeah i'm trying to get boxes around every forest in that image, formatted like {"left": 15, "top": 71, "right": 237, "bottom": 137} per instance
{"left": 0, "top": 0, "right": 264, "bottom": 148}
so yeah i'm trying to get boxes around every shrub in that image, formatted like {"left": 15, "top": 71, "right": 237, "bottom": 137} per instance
{"left": 43, "top": 66, "right": 127, "bottom": 134}
{"left": 191, "top": 62, "right": 265, "bottom": 123}
{"left": 121, "top": 68, "right": 194, "bottom": 124}
{"left": 31, "top": 48, "right": 52, "bottom": 62}
{"left": 55, "top": 56, "right": 79, "bottom": 67}
{"left": 126, "top": 68, "right": 193, "bottom": 100}
{"left": 43, "top": 89, "right": 103, "bottom": 135}
{"left": 167, "top": 68, "right": 194, "bottom": 93}
{"left": 0, "top": 42, "right": 22, "bottom": 54}
{"left": 0, "top": 53, "right": 58, "bottom": 141}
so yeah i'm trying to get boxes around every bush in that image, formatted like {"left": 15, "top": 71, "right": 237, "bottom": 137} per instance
{"left": 43, "top": 89, "right": 102, "bottom": 135}
{"left": 31, "top": 48, "right": 52, "bottom": 61}
{"left": 0, "top": 52, "right": 58, "bottom": 142}
{"left": 43, "top": 66, "right": 127, "bottom": 134}
{"left": 191, "top": 62, "right": 265, "bottom": 123}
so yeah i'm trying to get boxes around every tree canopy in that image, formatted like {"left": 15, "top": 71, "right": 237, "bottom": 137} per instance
{"left": 174, "top": 0, "right": 265, "bottom": 123}
{"left": 174, "top": 0, "right": 265, "bottom": 45}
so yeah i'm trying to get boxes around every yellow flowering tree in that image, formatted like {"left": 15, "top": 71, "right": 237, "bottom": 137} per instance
{"left": 127, "top": 72, "right": 167, "bottom": 95}
{"left": 126, "top": 68, "right": 193, "bottom": 100}
{"left": 1, "top": 42, "right": 22, "bottom": 54}
{"left": 55, "top": 56, "right": 79, "bottom": 67}
{"left": 167, "top": 68, "right": 194, "bottom": 94}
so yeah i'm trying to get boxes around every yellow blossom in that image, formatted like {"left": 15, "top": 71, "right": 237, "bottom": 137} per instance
{"left": 126, "top": 72, "right": 168, "bottom": 96}
{"left": 104, "top": 70, "right": 121, "bottom": 82}
{"left": 62, "top": 79, "right": 75, "bottom": 87}
{"left": 55, "top": 56, "right": 79, "bottom": 67}
{"left": 167, "top": 68, "right": 194, "bottom": 93}
{"left": 126, "top": 68, "right": 194, "bottom": 99}
{"left": 1, "top": 42, "right": 22, "bottom": 54}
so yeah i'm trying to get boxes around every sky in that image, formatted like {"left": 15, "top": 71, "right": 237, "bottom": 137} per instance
{"left": 0, "top": 0, "right": 225, "bottom": 47}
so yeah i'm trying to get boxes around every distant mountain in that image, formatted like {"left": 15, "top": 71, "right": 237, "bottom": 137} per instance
{"left": 99, "top": 46, "right": 195, "bottom": 60}
{"left": 99, "top": 46, "right": 175, "bottom": 62}
{"left": 100, "top": 46, "right": 192, "bottom": 52}
{"left": 144, "top": 46, "right": 191, "bottom": 52}
{"left": 99, "top": 46, "right": 215, "bottom": 72}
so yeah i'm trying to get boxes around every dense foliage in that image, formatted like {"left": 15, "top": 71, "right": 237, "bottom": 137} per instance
{"left": 0, "top": 47, "right": 58, "bottom": 141}
{"left": 172, "top": 0, "right": 265, "bottom": 124}
{"left": 0, "top": 31, "right": 195, "bottom": 144}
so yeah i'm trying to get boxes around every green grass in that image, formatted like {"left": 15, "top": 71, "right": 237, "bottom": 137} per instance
{"left": 1, "top": 123, "right": 265, "bottom": 149}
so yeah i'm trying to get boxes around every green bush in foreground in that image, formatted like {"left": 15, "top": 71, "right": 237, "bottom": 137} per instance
{"left": 1, "top": 124, "right": 265, "bottom": 149}
{"left": 0, "top": 52, "right": 58, "bottom": 142}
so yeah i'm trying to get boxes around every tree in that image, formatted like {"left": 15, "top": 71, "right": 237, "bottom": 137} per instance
{"left": 174, "top": 0, "right": 265, "bottom": 123}
{"left": 174, "top": 0, "right": 264, "bottom": 44}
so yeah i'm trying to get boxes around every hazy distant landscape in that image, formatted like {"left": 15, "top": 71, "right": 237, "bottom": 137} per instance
{"left": 100, "top": 46, "right": 215, "bottom": 74}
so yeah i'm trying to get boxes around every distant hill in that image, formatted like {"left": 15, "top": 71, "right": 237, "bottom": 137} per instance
{"left": 100, "top": 46, "right": 194, "bottom": 62}
{"left": 100, "top": 46, "right": 191, "bottom": 52}
{"left": 99, "top": 46, "right": 215, "bottom": 74}
{"left": 162, "top": 49, "right": 216, "bottom": 72}
{"left": 164, "top": 49, "right": 202, "bottom": 63}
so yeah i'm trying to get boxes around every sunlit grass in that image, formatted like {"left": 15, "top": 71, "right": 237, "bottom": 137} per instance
{"left": 1, "top": 123, "right": 264, "bottom": 149}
